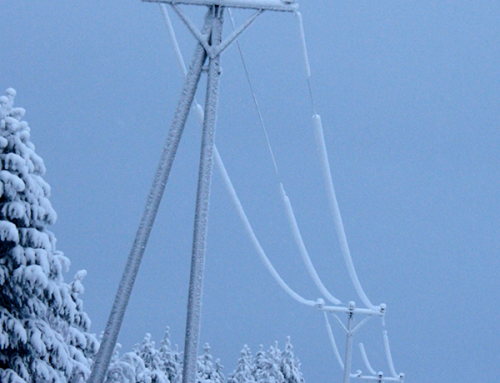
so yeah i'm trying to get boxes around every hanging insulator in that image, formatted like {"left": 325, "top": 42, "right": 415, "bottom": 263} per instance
{"left": 316, "top": 298, "right": 325, "bottom": 309}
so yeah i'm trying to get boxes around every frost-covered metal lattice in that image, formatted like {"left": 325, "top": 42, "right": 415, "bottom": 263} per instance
{"left": 143, "top": 0, "right": 298, "bottom": 12}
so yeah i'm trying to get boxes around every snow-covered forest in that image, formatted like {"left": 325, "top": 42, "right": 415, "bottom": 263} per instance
{"left": 0, "top": 89, "right": 306, "bottom": 383}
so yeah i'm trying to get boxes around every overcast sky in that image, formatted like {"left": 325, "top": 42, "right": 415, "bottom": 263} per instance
{"left": 2, "top": 1, "right": 500, "bottom": 382}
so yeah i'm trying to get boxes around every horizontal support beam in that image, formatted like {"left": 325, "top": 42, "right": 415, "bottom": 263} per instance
{"left": 320, "top": 305, "right": 384, "bottom": 317}
{"left": 358, "top": 375, "right": 404, "bottom": 382}
{"left": 143, "top": 0, "right": 298, "bottom": 12}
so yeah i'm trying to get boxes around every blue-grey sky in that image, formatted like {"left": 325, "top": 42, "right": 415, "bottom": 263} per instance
{"left": 2, "top": 1, "right": 500, "bottom": 382}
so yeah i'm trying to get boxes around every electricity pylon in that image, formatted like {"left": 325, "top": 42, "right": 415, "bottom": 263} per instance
{"left": 88, "top": 2, "right": 298, "bottom": 382}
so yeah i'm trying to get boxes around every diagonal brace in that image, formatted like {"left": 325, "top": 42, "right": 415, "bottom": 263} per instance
{"left": 171, "top": 3, "right": 212, "bottom": 53}
{"left": 352, "top": 315, "right": 372, "bottom": 336}
{"left": 172, "top": 4, "right": 263, "bottom": 58}
{"left": 212, "top": 9, "right": 263, "bottom": 56}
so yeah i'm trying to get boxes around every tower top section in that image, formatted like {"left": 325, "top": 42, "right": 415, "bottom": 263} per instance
{"left": 143, "top": 0, "right": 298, "bottom": 12}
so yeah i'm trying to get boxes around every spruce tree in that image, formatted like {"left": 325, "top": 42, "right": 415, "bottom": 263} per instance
{"left": 106, "top": 351, "right": 146, "bottom": 383}
{"left": 0, "top": 88, "right": 98, "bottom": 382}
{"left": 266, "top": 342, "right": 284, "bottom": 383}
{"left": 253, "top": 345, "right": 274, "bottom": 383}
{"left": 158, "top": 327, "right": 182, "bottom": 383}
{"left": 279, "top": 338, "right": 304, "bottom": 383}
{"left": 136, "top": 333, "right": 168, "bottom": 383}
{"left": 137, "top": 333, "right": 160, "bottom": 372}
{"left": 196, "top": 343, "right": 225, "bottom": 383}
{"left": 227, "top": 345, "right": 255, "bottom": 383}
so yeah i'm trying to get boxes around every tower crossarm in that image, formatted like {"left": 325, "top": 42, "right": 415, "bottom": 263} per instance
{"left": 143, "top": 0, "right": 298, "bottom": 12}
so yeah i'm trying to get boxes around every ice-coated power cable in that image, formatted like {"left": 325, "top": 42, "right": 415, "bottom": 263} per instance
{"left": 312, "top": 111, "right": 376, "bottom": 311}
{"left": 227, "top": 8, "right": 281, "bottom": 179}
{"left": 383, "top": 331, "right": 399, "bottom": 378}
{"left": 215, "top": 148, "right": 318, "bottom": 307}
{"left": 160, "top": 5, "right": 317, "bottom": 308}
{"left": 294, "top": 11, "right": 316, "bottom": 114}
{"left": 359, "top": 343, "right": 377, "bottom": 376}
{"left": 324, "top": 311, "right": 345, "bottom": 370}
{"left": 280, "top": 183, "right": 341, "bottom": 305}
{"left": 228, "top": 8, "right": 341, "bottom": 305}
{"left": 294, "top": 9, "right": 378, "bottom": 311}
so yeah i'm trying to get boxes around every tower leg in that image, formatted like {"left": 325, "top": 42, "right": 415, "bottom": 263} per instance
{"left": 88, "top": 9, "right": 214, "bottom": 383}
{"left": 343, "top": 312, "right": 355, "bottom": 383}
{"left": 182, "top": 6, "right": 224, "bottom": 383}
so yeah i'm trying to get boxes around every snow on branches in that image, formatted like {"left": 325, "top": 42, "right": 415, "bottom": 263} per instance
{"left": 106, "top": 330, "right": 305, "bottom": 383}
{"left": 0, "top": 89, "right": 98, "bottom": 383}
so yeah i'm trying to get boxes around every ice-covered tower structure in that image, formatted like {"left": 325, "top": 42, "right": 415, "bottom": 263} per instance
{"left": 92, "top": 1, "right": 405, "bottom": 382}
{"left": 0, "top": 89, "right": 98, "bottom": 383}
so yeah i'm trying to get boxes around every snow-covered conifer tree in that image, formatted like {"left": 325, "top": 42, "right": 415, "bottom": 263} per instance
{"left": 213, "top": 359, "right": 225, "bottom": 383}
{"left": 0, "top": 88, "right": 98, "bottom": 382}
{"left": 105, "top": 351, "right": 147, "bottom": 383}
{"left": 268, "top": 342, "right": 281, "bottom": 368}
{"left": 267, "top": 342, "right": 284, "bottom": 383}
{"left": 253, "top": 343, "right": 284, "bottom": 383}
{"left": 106, "top": 335, "right": 168, "bottom": 383}
{"left": 196, "top": 343, "right": 225, "bottom": 383}
{"left": 227, "top": 345, "right": 255, "bottom": 383}
{"left": 137, "top": 334, "right": 160, "bottom": 372}
{"left": 158, "top": 327, "right": 182, "bottom": 383}
{"left": 253, "top": 346, "right": 270, "bottom": 383}
{"left": 279, "top": 338, "right": 304, "bottom": 383}
{"left": 136, "top": 333, "right": 168, "bottom": 383}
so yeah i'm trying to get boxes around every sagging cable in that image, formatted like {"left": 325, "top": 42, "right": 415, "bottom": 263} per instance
{"left": 294, "top": 11, "right": 316, "bottom": 114}
{"left": 383, "top": 331, "right": 399, "bottom": 378}
{"left": 294, "top": 8, "right": 378, "bottom": 311}
{"left": 214, "top": 147, "right": 318, "bottom": 307}
{"left": 312, "top": 113, "right": 378, "bottom": 311}
{"left": 359, "top": 343, "right": 377, "bottom": 376}
{"left": 160, "top": 4, "right": 187, "bottom": 76}
{"left": 280, "top": 183, "right": 341, "bottom": 305}
{"left": 324, "top": 311, "right": 345, "bottom": 370}
{"left": 160, "top": 3, "right": 205, "bottom": 128}
{"left": 228, "top": 8, "right": 340, "bottom": 305}
{"left": 228, "top": 8, "right": 281, "bottom": 180}
{"left": 294, "top": 12, "right": 311, "bottom": 78}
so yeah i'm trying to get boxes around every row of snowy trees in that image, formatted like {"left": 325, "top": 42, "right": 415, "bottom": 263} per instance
{"left": 106, "top": 330, "right": 304, "bottom": 383}
{"left": 0, "top": 89, "right": 305, "bottom": 383}
{"left": 228, "top": 338, "right": 304, "bottom": 383}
